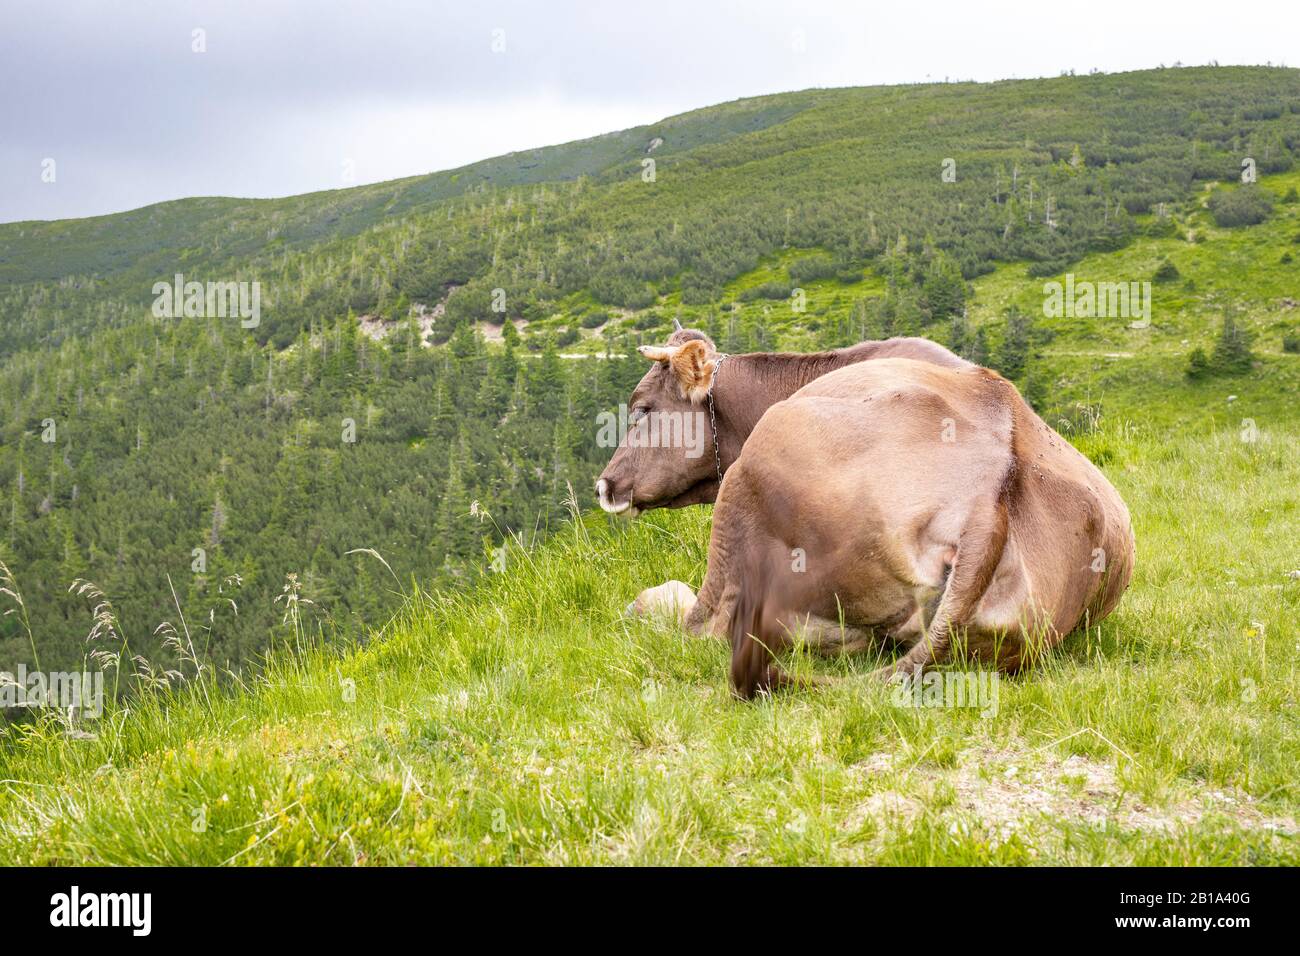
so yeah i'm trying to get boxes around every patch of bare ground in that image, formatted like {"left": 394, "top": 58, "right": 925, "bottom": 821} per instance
{"left": 477, "top": 317, "right": 528, "bottom": 343}
{"left": 843, "top": 745, "right": 1297, "bottom": 842}
{"left": 356, "top": 314, "right": 391, "bottom": 342}
{"left": 352, "top": 285, "right": 463, "bottom": 347}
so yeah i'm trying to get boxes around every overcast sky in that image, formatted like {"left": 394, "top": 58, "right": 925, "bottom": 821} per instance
{"left": 2, "top": 0, "right": 1296, "bottom": 223}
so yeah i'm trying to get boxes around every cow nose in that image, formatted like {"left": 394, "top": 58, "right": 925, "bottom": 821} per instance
{"left": 596, "top": 477, "right": 616, "bottom": 505}
{"left": 596, "top": 477, "right": 631, "bottom": 515}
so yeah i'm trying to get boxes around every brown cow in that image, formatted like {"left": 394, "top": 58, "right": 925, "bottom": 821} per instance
{"left": 597, "top": 330, "right": 1135, "bottom": 699}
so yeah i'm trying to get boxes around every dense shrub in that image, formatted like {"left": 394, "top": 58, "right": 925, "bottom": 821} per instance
{"left": 1207, "top": 185, "right": 1274, "bottom": 227}
{"left": 787, "top": 254, "right": 838, "bottom": 285}
{"left": 996, "top": 307, "right": 1034, "bottom": 380}
{"left": 1185, "top": 347, "right": 1211, "bottom": 379}
{"left": 1212, "top": 316, "right": 1255, "bottom": 373}
{"left": 680, "top": 272, "right": 723, "bottom": 305}
{"left": 1143, "top": 215, "right": 1180, "bottom": 238}
{"left": 1027, "top": 259, "right": 1071, "bottom": 278}
{"left": 921, "top": 254, "right": 968, "bottom": 320}
{"left": 1188, "top": 316, "right": 1256, "bottom": 376}
{"left": 1153, "top": 258, "right": 1182, "bottom": 283}
{"left": 739, "top": 280, "right": 793, "bottom": 301}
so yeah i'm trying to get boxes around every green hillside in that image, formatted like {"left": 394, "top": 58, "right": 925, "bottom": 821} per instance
{"left": 1, "top": 65, "right": 1298, "bottom": 699}
{"left": 0, "top": 90, "right": 820, "bottom": 290}
{"left": 2, "top": 65, "right": 1299, "bottom": 865}
{"left": 4, "top": 66, "right": 1298, "bottom": 351}
{"left": 1, "top": 413, "right": 1296, "bottom": 863}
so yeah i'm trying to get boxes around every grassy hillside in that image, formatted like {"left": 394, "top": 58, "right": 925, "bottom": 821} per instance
{"left": 1, "top": 69, "right": 1298, "bottom": 860}
{"left": 4, "top": 169, "right": 1299, "bottom": 859}
{"left": 1, "top": 407, "right": 1296, "bottom": 864}
{"left": 0, "top": 91, "right": 822, "bottom": 287}
{"left": 4, "top": 66, "right": 1299, "bottom": 350}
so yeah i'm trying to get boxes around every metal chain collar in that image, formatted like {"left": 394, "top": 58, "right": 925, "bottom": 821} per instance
{"left": 706, "top": 354, "right": 728, "bottom": 483}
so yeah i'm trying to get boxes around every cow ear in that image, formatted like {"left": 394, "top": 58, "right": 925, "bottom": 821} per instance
{"left": 669, "top": 340, "right": 717, "bottom": 403}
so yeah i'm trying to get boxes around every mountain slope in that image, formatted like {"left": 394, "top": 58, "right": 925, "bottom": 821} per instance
{"left": 2, "top": 67, "right": 1299, "bottom": 865}
{"left": 3, "top": 66, "right": 1298, "bottom": 351}
{"left": 1, "top": 66, "right": 1297, "bottom": 679}
{"left": 0, "top": 90, "right": 823, "bottom": 288}
{"left": 1, "top": 414, "right": 1296, "bottom": 864}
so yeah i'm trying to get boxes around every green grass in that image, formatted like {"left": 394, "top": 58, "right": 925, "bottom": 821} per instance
{"left": 2, "top": 409, "right": 1297, "bottom": 864}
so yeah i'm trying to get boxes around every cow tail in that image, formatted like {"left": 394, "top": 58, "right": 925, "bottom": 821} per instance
{"left": 727, "top": 547, "right": 798, "bottom": 700}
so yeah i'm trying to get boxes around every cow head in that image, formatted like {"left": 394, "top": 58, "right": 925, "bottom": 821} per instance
{"left": 596, "top": 329, "right": 722, "bottom": 516}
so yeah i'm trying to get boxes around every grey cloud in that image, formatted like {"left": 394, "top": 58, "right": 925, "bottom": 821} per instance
{"left": 2, "top": 0, "right": 1295, "bottom": 221}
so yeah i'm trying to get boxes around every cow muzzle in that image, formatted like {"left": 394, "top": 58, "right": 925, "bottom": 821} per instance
{"left": 595, "top": 477, "right": 638, "bottom": 517}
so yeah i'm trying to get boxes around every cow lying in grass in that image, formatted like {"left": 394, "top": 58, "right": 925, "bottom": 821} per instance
{"left": 596, "top": 328, "right": 1135, "bottom": 699}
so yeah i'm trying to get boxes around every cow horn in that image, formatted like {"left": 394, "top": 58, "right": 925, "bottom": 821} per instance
{"left": 637, "top": 345, "right": 677, "bottom": 363}
{"left": 673, "top": 318, "right": 683, "bottom": 331}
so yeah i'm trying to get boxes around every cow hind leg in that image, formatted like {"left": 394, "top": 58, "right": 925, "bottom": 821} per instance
{"left": 872, "top": 495, "right": 1009, "bottom": 682}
